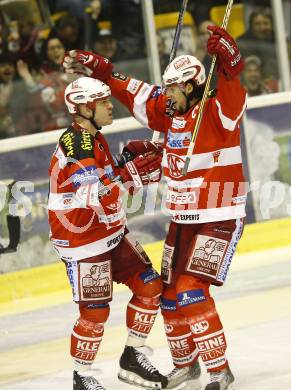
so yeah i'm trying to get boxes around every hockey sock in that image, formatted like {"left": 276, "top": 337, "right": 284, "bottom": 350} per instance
{"left": 176, "top": 275, "right": 228, "bottom": 372}
{"left": 165, "top": 320, "right": 199, "bottom": 367}
{"left": 190, "top": 305, "right": 228, "bottom": 372}
{"left": 71, "top": 317, "right": 105, "bottom": 368}
{"left": 161, "top": 289, "right": 199, "bottom": 367}
{"left": 126, "top": 295, "right": 159, "bottom": 347}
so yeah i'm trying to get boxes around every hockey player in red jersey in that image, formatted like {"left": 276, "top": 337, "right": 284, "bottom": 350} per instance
{"left": 63, "top": 25, "right": 247, "bottom": 390}
{"left": 48, "top": 76, "right": 168, "bottom": 390}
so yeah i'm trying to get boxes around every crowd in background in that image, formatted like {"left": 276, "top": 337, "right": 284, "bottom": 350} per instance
{"left": 0, "top": 0, "right": 290, "bottom": 139}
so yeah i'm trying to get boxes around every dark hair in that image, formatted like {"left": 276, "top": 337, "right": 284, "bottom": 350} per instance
{"left": 38, "top": 35, "right": 64, "bottom": 72}
{"left": 186, "top": 80, "right": 205, "bottom": 101}
{"left": 40, "top": 34, "right": 63, "bottom": 62}
{"left": 0, "top": 51, "right": 17, "bottom": 65}
{"left": 55, "top": 15, "right": 79, "bottom": 31}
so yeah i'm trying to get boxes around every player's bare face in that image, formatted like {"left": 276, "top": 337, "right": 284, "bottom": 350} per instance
{"left": 93, "top": 97, "right": 114, "bottom": 126}
{"left": 165, "top": 84, "right": 187, "bottom": 113}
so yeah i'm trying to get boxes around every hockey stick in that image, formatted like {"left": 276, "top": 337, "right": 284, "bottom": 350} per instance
{"left": 181, "top": 0, "right": 234, "bottom": 176}
{"left": 152, "top": 0, "right": 189, "bottom": 142}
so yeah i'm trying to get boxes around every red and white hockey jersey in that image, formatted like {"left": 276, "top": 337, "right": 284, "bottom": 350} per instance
{"left": 48, "top": 123, "right": 125, "bottom": 260}
{"left": 107, "top": 72, "right": 247, "bottom": 224}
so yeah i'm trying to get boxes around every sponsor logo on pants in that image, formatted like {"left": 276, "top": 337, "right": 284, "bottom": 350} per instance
{"left": 186, "top": 235, "right": 228, "bottom": 280}
{"left": 80, "top": 260, "right": 112, "bottom": 301}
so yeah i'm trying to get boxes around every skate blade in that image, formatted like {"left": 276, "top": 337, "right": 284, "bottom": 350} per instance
{"left": 118, "top": 369, "right": 162, "bottom": 389}
{"left": 167, "top": 379, "right": 202, "bottom": 390}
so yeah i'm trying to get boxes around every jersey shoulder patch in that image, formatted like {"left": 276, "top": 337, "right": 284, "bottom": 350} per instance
{"left": 59, "top": 127, "right": 95, "bottom": 162}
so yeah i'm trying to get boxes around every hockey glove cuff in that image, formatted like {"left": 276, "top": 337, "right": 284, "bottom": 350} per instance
{"left": 63, "top": 50, "right": 114, "bottom": 82}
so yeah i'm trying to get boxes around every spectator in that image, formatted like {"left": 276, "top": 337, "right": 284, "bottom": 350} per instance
{"left": 17, "top": 35, "right": 73, "bottom": 133}
{"left": 0, "top": 52, "right": 35, "bottom": 137}
{"left": 83, "top": 0, "right": 105, "bottom": 50}
{"left": 4, "top": 19, "right": 39, "bottom": 68}
{"left": 242, "top": 55, "right": 277, "bottom": 96}
{"left": 53, "top": 14, "right": 84, "bottom": 50}
{"left": 237, "top": 7, "right": 279, "bottom": 81}
{"left": 93, "top": 28, "right": 118, "bottom": 61}
{"left": 40, "top": 36, "right": 65, "bottom": 73}
{"left": 0, "top": 53, "right": 16, "bottom": 138}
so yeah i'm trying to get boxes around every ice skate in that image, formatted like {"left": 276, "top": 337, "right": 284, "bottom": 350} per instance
{"left": 0, "top": 244, "right": 16, "bottom": 255}
{"left": 205, "top": 366, "right": 235, "bottom": 390}
{"left": 73, "top": 369, "right": 106, "bottom": 390}
{"left": 163, "top": 360, "right": 202, "bottom": 389}
{"left": 118, "top": 345, "right": 168, "bottom": 389}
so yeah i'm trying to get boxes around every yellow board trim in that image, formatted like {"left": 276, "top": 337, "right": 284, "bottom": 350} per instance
{"left": 0, "top": 218, "right": 291, "bottom": 306}
{"left": 154, "top": 11, "right": 194, "bottom": 29}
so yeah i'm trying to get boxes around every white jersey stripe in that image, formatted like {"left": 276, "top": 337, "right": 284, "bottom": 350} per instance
{"left": 162, "top": 146, "right": 242, "bottom": 172}
{"left": 169, "top": 204, "right": 246, "bottom": 224}
{"left": 193, "top": 329, "right": 224, "bottom": 342}
{"left": 167, "top": 332, "right": 192, "bottom": 340}
{"left": 127, "top": 303, "right": 158, "bottom": 314}
{"left": 215, "top": 97, "right": 247, "bottom": 131}
{"left": 72, "top": 331, "right": 102, "bottom": 342}
{"left": 133, "top": 83, "right": 154, "bottom": 127}
{"left": 51, "top": 227, "right": 125, "bottom": 260}
{"left": 48, "top": 192, "right": 87, "bottom": 210}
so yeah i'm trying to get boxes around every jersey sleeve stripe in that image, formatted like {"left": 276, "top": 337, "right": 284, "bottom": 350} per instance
{"left": 162, "top": 146, "right": 242, "bottom": 172}
{"left": 133, "top": 83, "right": 154, "bottom": 127}
{"left": 215, "top": 97, "right": 247, "bottom": 131}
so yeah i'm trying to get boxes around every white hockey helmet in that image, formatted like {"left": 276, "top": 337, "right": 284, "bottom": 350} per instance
{"left": 64, "top": 76, "right": 111, "bottom": 114}
{"left": 162, "top": 55, "right": 206, "bottom": 86}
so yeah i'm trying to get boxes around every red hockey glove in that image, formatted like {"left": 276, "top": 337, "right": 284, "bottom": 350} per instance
{"left": 120, "top": 152, "right": 162, "bottom": 191}
{"left": 207, "top": 25, "right": 244, "bottom": 79}
{"left": 120, "top": 140, "right": 164, "bottom": 166}
{"left": 75, "top": 178, "right": 121, "bottom": 209}
{"left": 97, "top": 178, "right": 121, "bottom": 207}
{"left": 62, "top": 50, "right": 113, "bottom": 82}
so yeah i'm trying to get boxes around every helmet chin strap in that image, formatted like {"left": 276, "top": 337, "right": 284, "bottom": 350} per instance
{"left": 76, "top": 106, "right": 102, "bottom": 131}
